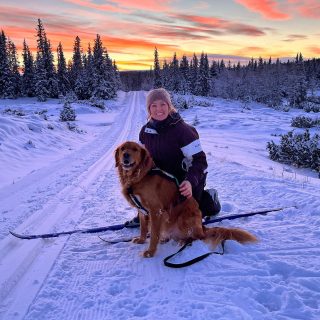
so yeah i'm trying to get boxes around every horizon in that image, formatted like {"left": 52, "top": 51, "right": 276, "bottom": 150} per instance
{"left": 1, "top": 0, "right": 320, "bottom": 71}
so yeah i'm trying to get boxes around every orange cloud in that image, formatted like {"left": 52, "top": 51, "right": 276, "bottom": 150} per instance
{"left": 234, "top": 46, "right": 267, "bottom": 56}
{"left": 309, "top": 46, "right": 320, "bottom": 54}
{"left": 235, "top": 0, "right": 290, "bottom": 20}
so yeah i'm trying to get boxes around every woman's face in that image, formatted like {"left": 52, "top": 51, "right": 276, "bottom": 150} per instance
{"left": 149, "top": 99, "right": 170, "bottom": 121}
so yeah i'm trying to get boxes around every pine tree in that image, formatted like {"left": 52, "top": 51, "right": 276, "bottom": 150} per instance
{"left": 22, "top": 39, "right": 35, "bottom": 97}
{"left": 0, "top": 30, "right": 10, "bottom": 98}
{"left": 91, "top": 34, "right": 116, "bottom": 100}
{"left": 219, "top": 59, "right": 226, "bottom": 72}
{"left": 190, "top": 53, "right": 198, "bottom": 95}
{"left": 168, "top": 52, "right": 180, "bottom": 92}
{"left": 76, "top": 43, "right": 93, "bottom": 99}
{"left": 7, "top": 39, "right": 21, "bottom": 97}
{"left": 210, "top": 60, "right": 218, "bottom": 77}
{"left": 57, "top": 42, "right": 69, "bottom": 95}
{"left": 60, "top": 101, "right": 76, "bottom": 121}
{"left": 70, "top": 36, "right": 83, "bottom": 91}
{"left": 179, "top": 55, "right": 190, "bottom": 94}
{"left": 195, "top": 52, "right": 210, "bottom": 96}
{"left": 161, "top": 59, "right": 170, "bottom": 89}
{"left": 153, "top": 47, "right": 162, "bottom": 88}
{"left": 35, "top": 19, "right": 58, "bottom": 101}
{"left": 103, "top": 50, "right": 117, "bottom": 98}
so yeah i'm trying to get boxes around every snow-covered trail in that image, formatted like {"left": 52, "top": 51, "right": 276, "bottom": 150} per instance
{"left": 0, "top": 92, "right": 319, "bottom": 320}
{"left": 0, "top": 91, "right": 146, "bottom": 319}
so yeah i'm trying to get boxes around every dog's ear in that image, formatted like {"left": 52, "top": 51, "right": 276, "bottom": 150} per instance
{"left": 140, "top": 146, "right": 153, "bottom": 168}
{"left": 114, "top": 147, "right": 120, "bottom": 167}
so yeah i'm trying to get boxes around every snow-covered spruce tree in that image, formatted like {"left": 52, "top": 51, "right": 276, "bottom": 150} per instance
{"left": 60, "top": 102, "right": 76, "bottom": 121}
{"left": 153, "top": 47, "right": 162, "bottom": 88}
{"left": 195, "top": 53, "right": 210, "bottom": 96}
{"left": 266, "top": 59, "right": 283, "bottom": 107}
{"left": 0, "top": 30, "right": 11, "bottom": 98}
{"left": 210, "top": 60, "right": 218, "bottom": 78}
{"left": 219, "top": 59, "right": 226, "bottom": 73}
{"left": 179, "top": 55, "right": 190, "bottom": 94}
{"left": 161, "top": 59, "right": 170, "bottom": 89}
{"left": 91, "top": 34, "right": 116, "bottom": 100}
{"left": 267, "top": 130, "right": 320, "bottom": 172}
{"left": 70, "top": 36, "right": 83, "bottom": 93}
{"left": 104, "top": 51, "right": 117, "bottom": 97}
{"left": 74, "top": 44, "right": 93, "bottom": 100}
{"left": 57, "top": 42, "right": 70, "bottom": 96}
{"left": 5, "top": 39, "right": 21, "bottom": 98}
{"left": 292, "top": 115, "right": 320, "bottom": 128}
{"left": 189, "top": 54, "right": 198, "bottom": 95}
{"left": 283, "top": 55, "right": 307, "bottom": 107}
{"left": 35, "top": 19, "right": 59, "bottom": 101}
{"left": 22, "top": 39, "right": 35, "bottom": 97}
{"left": 167, "top": 52, "right": 180, "bottom": 93}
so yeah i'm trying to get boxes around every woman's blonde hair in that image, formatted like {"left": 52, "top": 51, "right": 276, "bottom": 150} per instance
{"left": 146, "top": 88, "right": 177, "bottom": 119}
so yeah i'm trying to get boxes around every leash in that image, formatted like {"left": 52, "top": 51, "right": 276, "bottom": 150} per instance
{"left": 163, "top": 240, "right": 225, "bottom": 268}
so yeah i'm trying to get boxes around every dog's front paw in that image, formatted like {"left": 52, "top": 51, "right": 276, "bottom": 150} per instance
{"left": 142, "top": 250, "right": 155, "bottom": 258}
{"left": 132, "top": 237, "right": 146, "bottom": 244}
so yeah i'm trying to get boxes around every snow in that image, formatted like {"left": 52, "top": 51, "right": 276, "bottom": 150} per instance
{"left": 0, "top": 91, "right": 319, "bottom": 320}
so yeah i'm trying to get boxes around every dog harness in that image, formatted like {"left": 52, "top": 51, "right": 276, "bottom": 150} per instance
{"left": 126, "top": 167, "right": 180, "bottom": 216}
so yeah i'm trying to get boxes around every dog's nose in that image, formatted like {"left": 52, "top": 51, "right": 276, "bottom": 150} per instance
{"left": 123, "top": 152, "right": 131, "bottom": 164}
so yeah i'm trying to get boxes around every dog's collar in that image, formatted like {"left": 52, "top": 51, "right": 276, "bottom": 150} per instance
{"left": 148, "top": 167, "right": 180, "bottom": 187}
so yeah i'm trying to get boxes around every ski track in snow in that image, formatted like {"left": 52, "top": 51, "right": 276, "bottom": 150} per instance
{"left": 0, "top": 92, "right": 320, "bottom": 320}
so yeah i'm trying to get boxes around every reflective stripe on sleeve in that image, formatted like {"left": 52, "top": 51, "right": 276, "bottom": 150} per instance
{"left": 181, "top": 139, "right": 203, "bottom": 157}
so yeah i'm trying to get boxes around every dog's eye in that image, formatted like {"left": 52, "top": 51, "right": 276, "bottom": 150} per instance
{"left": 121, "top": 147, "right": 125, "bottom": 151}
{"left": 132, "top": 148, "right": 138, "bottom": 152}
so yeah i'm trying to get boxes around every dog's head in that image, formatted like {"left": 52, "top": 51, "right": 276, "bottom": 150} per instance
{"left": 115, "top": 141, "right": 150, "bottom": 171}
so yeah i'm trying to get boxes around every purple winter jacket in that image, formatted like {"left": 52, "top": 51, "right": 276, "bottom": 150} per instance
{"left": 139, "top": 112, "right": 208, "bottom": 190}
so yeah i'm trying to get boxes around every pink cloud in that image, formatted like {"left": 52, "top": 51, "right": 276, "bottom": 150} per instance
{"left": 63, "top": 0, "right": 171, "bottom": 13}
{"left": 235, "top": 0, "right": 290, "bottom": 20}
{"left": 291, "top": 0, "right": 320, "bottom": 19}
{"left": 173, "top": 14, "right": 266, "bottom": 36}
{"left": 110, "top": 0, "right": 171, "bottom": 12}
{"left": 63, "top": 0, "right": 129, "bottom": 13}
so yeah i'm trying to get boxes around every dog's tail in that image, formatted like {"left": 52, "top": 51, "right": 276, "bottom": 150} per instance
{"left": 203, "top": 226, "right": 258, "bottom": 248}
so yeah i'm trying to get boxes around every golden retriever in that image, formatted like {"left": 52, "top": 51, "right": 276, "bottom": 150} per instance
{"left": 115, "top": 141, "right": 257, "bottom": 258}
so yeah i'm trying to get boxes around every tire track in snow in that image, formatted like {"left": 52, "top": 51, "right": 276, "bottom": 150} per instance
{"left": 0, "top": 91, "right": 144, "bottom": 319}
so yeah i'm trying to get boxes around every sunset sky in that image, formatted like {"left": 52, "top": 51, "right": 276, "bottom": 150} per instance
{"left": 1, "top": 0, "right": 319, "bottom": 70}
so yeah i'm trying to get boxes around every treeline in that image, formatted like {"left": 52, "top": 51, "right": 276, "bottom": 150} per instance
{"left": 121, "top": 70, "right": 153, "bottom": 91}
{"left": 131, "top": 48, "right": 320, "bottom": 108}
{"left": 0, "top": 19, "right": 121, "bottom": 101}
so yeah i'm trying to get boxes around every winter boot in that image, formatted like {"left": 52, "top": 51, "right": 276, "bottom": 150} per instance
{"left": 199, "top": 188, "right": 221, "bottom": 219}
{"left": 124, "top": 215, "right": 140, "bottom": 228}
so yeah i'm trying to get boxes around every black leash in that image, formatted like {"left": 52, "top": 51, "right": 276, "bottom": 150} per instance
{"left": 163, "top": 240, "right": 225, "bottom": 268}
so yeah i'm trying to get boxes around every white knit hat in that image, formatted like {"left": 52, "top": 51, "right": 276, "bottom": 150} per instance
{"left": 146, "top": 88, "right": 172, "bottom": 107}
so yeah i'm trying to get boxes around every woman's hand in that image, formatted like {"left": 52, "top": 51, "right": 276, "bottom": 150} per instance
{"left": 179, "top": 180, "right": 192, "bottom": 198}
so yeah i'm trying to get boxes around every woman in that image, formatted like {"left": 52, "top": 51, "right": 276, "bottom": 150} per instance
{"left": 126, "top": 88, "right": 221, "bottom": 226}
